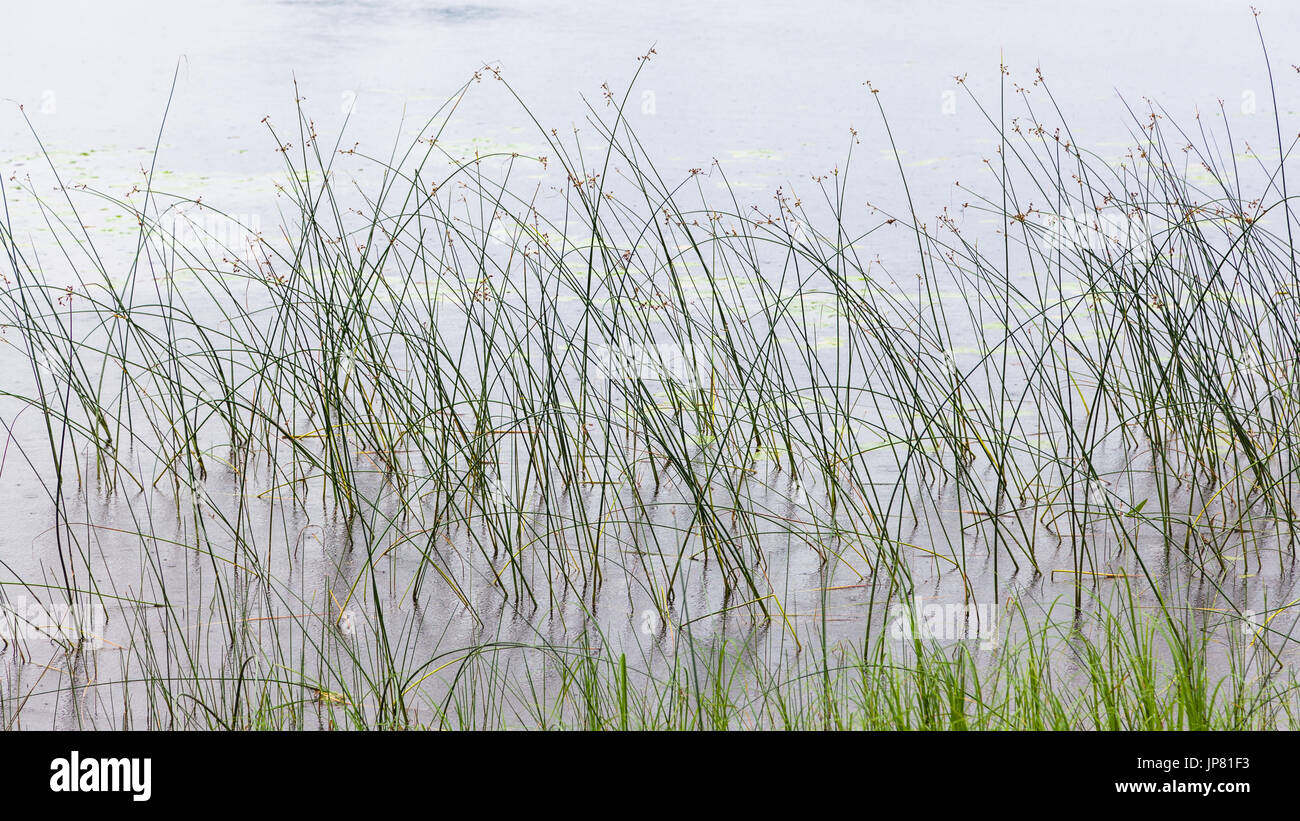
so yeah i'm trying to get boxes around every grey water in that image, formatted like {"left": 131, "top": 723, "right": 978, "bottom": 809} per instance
{"left": 1, "top": 0, "right": 1299, "bottom": 728}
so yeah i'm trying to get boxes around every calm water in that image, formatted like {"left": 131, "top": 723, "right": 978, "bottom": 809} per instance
{"left": 3, "top": 1, "right": 1296, "bottom": 213}
{"left": 2, "top": 1, "right": 1299, "bottom": 727}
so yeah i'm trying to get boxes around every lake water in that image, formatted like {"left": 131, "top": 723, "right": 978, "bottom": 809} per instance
{"left": 2, "top": 0, "right": 1299, "bottom": 728}
{"left": 4, "top": 0, "right": 1295, "bottom": 214}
